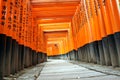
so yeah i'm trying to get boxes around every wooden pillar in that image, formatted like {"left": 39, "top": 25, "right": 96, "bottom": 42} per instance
{"left": 105, "top": 0, "right": 119, "bottom": 67}
{"left": 98, "top": 0, "right": 112, "bottom": 66}
{"left": 110, "top": 0, "right": 120, "bottom": 66}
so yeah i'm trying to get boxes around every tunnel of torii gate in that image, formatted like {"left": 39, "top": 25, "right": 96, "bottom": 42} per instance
{"left": 0, "top": 0, "right": 120, "bottom": 79}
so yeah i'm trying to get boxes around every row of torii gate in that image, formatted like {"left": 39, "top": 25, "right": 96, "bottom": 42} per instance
{"left": 0, "top": 0, "right": 120, "bottom": 79}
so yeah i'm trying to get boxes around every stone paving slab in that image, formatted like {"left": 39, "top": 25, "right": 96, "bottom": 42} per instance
{"left": 63, "top": 75, "right": 120, "bottom": 80}
{"left": 70, "top": 60, "right": 120, "bottom": 76}
{"left": 37, "top": 59, "right": 120, "bottom": 80}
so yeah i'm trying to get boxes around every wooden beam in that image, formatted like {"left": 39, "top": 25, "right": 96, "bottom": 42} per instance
{"left": 31, "top": 0, "right": 80, "bottom": 3}
{"left": 32, "top": 6, "right": 77, "bottom": 11}
{"left": 31, "top": 2, "right": 80, "bottom": 7}
{"left": 37, "top": 19, "right": 71, "bottom": 24}
{"left": 32, "top": 12, "right": 74, "bottom": 17}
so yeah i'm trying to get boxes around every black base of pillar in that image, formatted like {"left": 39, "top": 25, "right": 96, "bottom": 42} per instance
{"left": 21, "top": 45, "right": 25, "bottom": 70}
{"left": 102, "top": 37, "right": 111, "bottom": 66}
{"left": 37, "top": 53, "right": 41, "bottom": 64}
{"left": 4, "top": 36, "right": 12, "bottom": 76}
{"left": 0, "top": 34, "right": 6, "bottom": 79}
{"left": 27, "top": 47, "right": 31, "bottom": 67}
{"left": 34, "top": 51, "right": 37, "bottom": 65}
{"left": 93, "top": 41, "right": 100, "bottom": 64}
{"left": 15, "top": 41, "right": 19, "bottom": 73}
{"left": 74, "top": 50, "right": 78, "bottom": 61}
{"left": 40, "top": 52, "right": 43, "bottom": 63}
{"left": 78, "top": 47, "right": 82, "bottom": 61}
{"left": 85, "top": 45, "right": 91, "bottom": 63}
{"left": 11, "top": 39, "right": 16, "bottom": 75}
{"left": 98, "top": 40, "right": 105, "bottom": 65}
{"left": 88, "top": 42, "right": 97, "bottom": 64}
{"left": 24, "top": 47, "right": 29, "bottom": 68}
{"left": 18, "top": 45, "right": 22, "bottom": 71}
{"left": 32, "top": 50, "right": 37, "bottom": 66}
{"left": 114, "top": 32, "right": 120, "bottom": 66}
{"left": 44, "top": 53, "right": 47, "bottom": 62}
{"left": 41, "top": 53, "right": 44, "bottom": 62}
{"left": 107, "top": 35, "right": 119, "bottom": 67}
{"left": 29, "top": 48, "right": 32, "bottom": 66}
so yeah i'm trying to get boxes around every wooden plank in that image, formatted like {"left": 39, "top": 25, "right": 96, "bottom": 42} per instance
{"left": 32, "top": 13, "right": 74, "bottom": 17}
{"left": 37, "top": 18, "right": 71, "bottom": 24}
{"left": 31, "top": 0, "right": 80, "bottom": 3}
{"left": 31, "top": 2, "right": 79, "bottom": 8}
{"left": 32, "top": 6, "right": 77, "bottom": 11}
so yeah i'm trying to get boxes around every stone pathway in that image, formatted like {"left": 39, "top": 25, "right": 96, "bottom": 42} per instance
{"left": 16, "top": 63, "right": 45, "bottom": 80}
{"left": 4, "top": 63, "right": 45, "bottom": 80}
{"left": 37, "top": 59, "right": 120, "bottom": 80}
{"left": 70, "top": 60, "right": 120, "bottom": 76}
{"left": 5, "top": 59, "right": 120, "bottom": 80}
